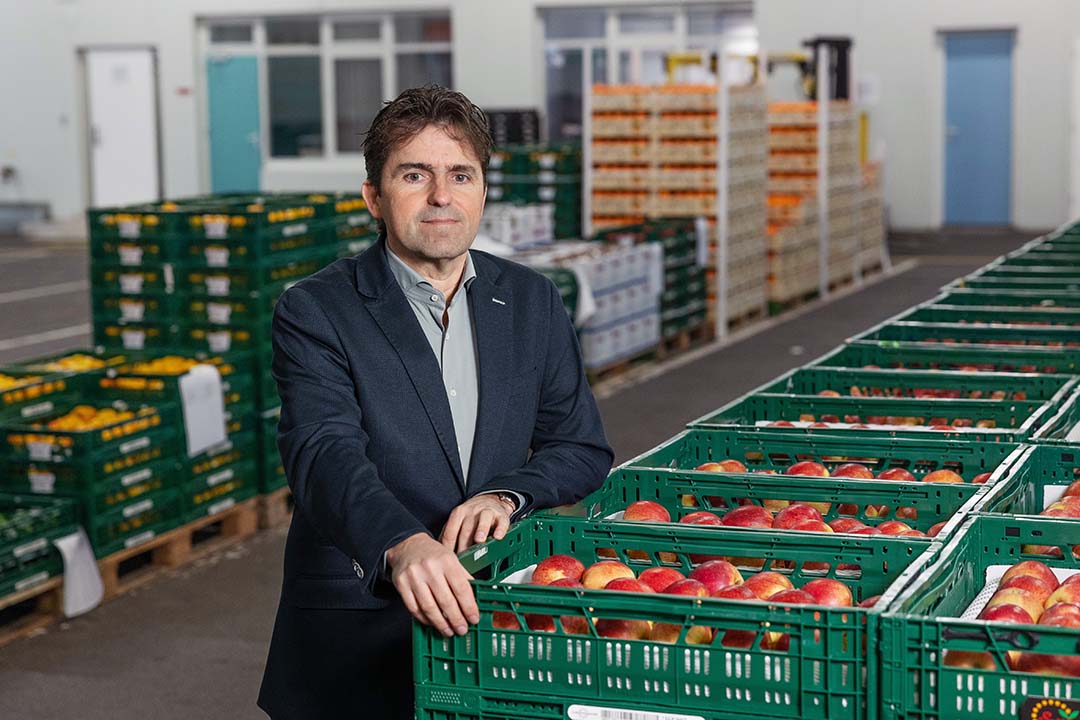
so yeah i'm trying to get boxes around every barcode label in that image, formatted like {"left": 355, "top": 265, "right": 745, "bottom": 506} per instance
{"left": 122, "top": 499, "right": 154, "bottom": 518}
{"left": 205, "top": 247, "right": 230, "bottom": 267}
{"left": 124, "top": 530, "right": 155, "bottom": 549}
{"left": 21, "top": 401, "right": 54, "bottom": 419}
{"left": 120, "top": 300, "right": 146, "bottom": 322}
{"left": 207, "top": 302, "right": 232, "bottom": 324}
{"left": 282, "top": 223, "right": 308, "bottom": 237}
{"left": 347, "top": 214, "right": 369, "bottom": 227}
{"left": 119, "top": 244, "right": 143, "bottom": 266}
{"left": 122, "top": 329, "right": 145, "bottom": 350}
{"left": 206, "top": 469, "right": 234, "bottom": 487}
{"left": 121, "top": 467, "right": 153, "bottom": 487}
{"left": 204, "top": 219, "right": 228, "bottom": 239}
{"left": 27, "top": 441, "right": 54, "bottom": 461}
{"left": 13, "top": 538, "right": 48, "bottom": 558}
{"left": 567, "top": 706, "right": 705, "bottom": 720}
{"left": 119, "top": 274, "right": 144, "bottom": 294}
{"left": 29, "top": 470, "right": 56, "bottom": 493}
{"left": 206, "top": 276, "right": 230, "bottom": 296}
{"left": 207, "top": 330, "right": 232, "bottom": 353}
{"left": 207, "top": 498, "right": 236, "bottom": 516}
{"left": 119, "top": 436, "right": 152, "bottom": 454}
{"left": 118, "top": 219, "right": 141, "bottom": 238}
{"left": 15, "top": 572, "right": 50, "bottom": 592}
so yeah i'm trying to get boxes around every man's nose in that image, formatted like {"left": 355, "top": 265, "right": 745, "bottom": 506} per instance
{"left": 429, "top": 176, "right": 451, "bottom": 207}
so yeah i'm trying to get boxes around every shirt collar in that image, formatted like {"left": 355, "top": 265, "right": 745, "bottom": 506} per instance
{"left": 385, "top": 243, "right": 477, "bottom": 298}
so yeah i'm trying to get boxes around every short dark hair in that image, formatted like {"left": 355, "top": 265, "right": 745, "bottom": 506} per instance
{"left": 362, "top": 85, "right": 493, "bottom": 194}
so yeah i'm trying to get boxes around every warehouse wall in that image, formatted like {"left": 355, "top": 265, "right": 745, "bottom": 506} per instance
{"left": 757, "top": 0, "right": 1079, "bottom": 231}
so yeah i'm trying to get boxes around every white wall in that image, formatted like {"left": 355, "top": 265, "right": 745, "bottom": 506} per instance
{"left": 757, "top": 0, "right": 1078, "bottom": 231}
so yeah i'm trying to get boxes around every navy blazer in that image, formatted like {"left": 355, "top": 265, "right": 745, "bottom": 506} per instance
{"left": 271, "top": 238, "right": 614, "bottom": 610}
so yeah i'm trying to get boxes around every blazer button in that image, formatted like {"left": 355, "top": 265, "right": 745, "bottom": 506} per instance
{"left": 352, "top": 559, "right": 364, "bottom": 580}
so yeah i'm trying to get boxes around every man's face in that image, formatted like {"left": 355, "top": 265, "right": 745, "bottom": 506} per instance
{"left": 362, "top": 124, "right": 486, "bottom": 264}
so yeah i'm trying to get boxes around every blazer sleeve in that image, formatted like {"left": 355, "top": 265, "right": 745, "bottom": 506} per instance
{"left": 468, "top": 280, "right": 614, "bottom": 515}
{"left": 272, "top": 286, "right": 429, "bottom": 589}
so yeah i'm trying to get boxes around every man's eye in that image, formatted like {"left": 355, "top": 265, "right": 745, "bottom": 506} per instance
{"left": 405, "top": 172, "right": 423, "bottom": 182}
{"left": 454, "top": 174, "right": 470, "bottom": 183}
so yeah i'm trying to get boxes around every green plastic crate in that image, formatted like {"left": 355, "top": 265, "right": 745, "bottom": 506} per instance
{"left": 760, "top": 367, "right": 1074, "bottom": 403}
{"left": 93, "top": 320, "right": 179, "bottom": 352}
{"left": 879, "top": 514, "right": 1080, "bottom": 720}
{"left": 257, "top": 406, "right": 284, "bottom": 493}
{"left": 814, "top": 341, "right": 1080, "bottom": 375}
{"left": 415, "top": 516, "right": 938, "bottom": 720}
{"left": 951, "top": 275, "right": 1080, "bottom": 292}
{"left": 998, "top": 252, "right": 1080, "bottom": 267}
{"left": 858, "top": 320, "right": 1080, "bottom": 348}
{"left": 0, "top": 492, "right": 79, "bottom": 554}
{"left": 10, "top": 350, "right": 128, "bottom": 383}
{"left": 181, "top": 429, "right": 257, "bottom": 481}
{"left": 175, "top": 248, "right": 335, "bottom": 296}
{"left": 89, "top": 487, "right": 184, "bottom": 558}
{"left": 975, "top": 262, "right": 1080, "bottom": 278}
{"left": 0, "top": 369, "right": 79, "bottom": 423}
{"left": 903, "top": 304, "right": 1080, "bottom": 327}
{"left": 972, "top": 443, "right": 1080, "bottom": 519}
{"left": 689, "top": 391, "right": 1057, "bottom": 441}
{"left": 91, "top": 263, "right": 175, "bottom": 295}
{"left": 181, "top": 220, "right": 334, "bottom": 266}
{"left": 935, "top": 289, "right": 1080, "bottom": 309}
{"left": 91, "top": 290, "right": 183, "bottom": 325}
{"left": 183, "top": 457, "right": 258, "bottom": 522}
{"left": 175, "top": 322, "right": 269, "bottom": 355}
{"left": 91, "top": 234, "right": 186, "bottom": 265}
{"left": 96, "top": 351, "right": 256, "bottom": 409}
{"left": 0, "top": 553, "right": 63, "bottom": 599}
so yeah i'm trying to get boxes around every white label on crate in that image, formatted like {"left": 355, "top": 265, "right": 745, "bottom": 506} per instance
{"left": 29, "top": 470, "right": 56, "bottom": 493}
{"left": 119, "top": 244, "right": 143, "bottom": 266}
{"left": 488, "top": 187, "right": 504, "bottom": 200}
{"left": 282, "top": 223, "right": 307, "bottom": 237}
{"left": 207, "top": 330, "right": 232, "bottom": 353}
{"left": 120, "top": 300, "right": 146, "bottom": 322}
{"left": 121, "top": 467, "right": 153, "bottom": 487}
{"left": 27, "top": 441, "right": 53, "bottom": 462}
{"left": 119, "top": 435, "right": 151, "bottom": 455}
{"left": 538, "top": 154, "right": 556, "bottom": 169}
{"left": 205, "top": 276, "right": 230, "bottom": 296}
{"left": 118, "top": 219, "right": 141, "bottom": 239}
{"left": 207, "top": 302, "right": 232, "bottom": 325}
{"left": 537, "top": 170, "right": 556, "bottom": 184}
{"left": 13, "top": 538, "right": 48, "bottom": 559}
{"left": 487, "top": 170, "right": 504, "bottom": 184}
{"left": 208, "top": 498, "right": 236, "bottom": 516}
{"left": 124, "top": 530, "right": 155, "bottom": 549}
{"left": 205, "top": 246, "right": 230, "bottom": 267}
{"left": 539, "top": 187, "right": 556, "bottom": 202}
{"left": 122, "top": 329, "right": 145, "bottom": 350}
{"left": 21, "top": 401, "right": 54, "bottom": 419}
{"left": 119, "top": 274, "right": 144, "bottom": 294}
{"left": 347, "top": 214, "right": 369, "bottom": 227}
{"left": 15, "top": 572, "right": 50, "bottom": 592}
{"left": 472, "top": 546, "right": 488, "bottom": 562}
{"left": 163, "top": 263, "right": 175, "bottom": 293}
{"left": 206, "top": 469, "right": 234, "bottom": 487}
{"left": 568, "top": 707, "right": 705, "bottom": 720}
{"left": 204, "top": 218, "right": 228, "bottom": 239}
{"left": 122, "top": 499, "right": 154, "bottom": 518}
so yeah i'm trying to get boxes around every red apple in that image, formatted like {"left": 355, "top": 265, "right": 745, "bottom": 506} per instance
{"left": 927, "top": 521, "right": 948, "bottom": 537}
{"left": 972, "top": 472, "right": 993, "bottom": 485}
{"left": 712, "top": 584, "right": 758, "bottom": 601}
{"left": 852, "top": 526, "right": 883, "bottom": 535}
{"left": 895, "top": 507, "right": 919, "bottom": 520}
{"left": 923, "top": 469, "right": 965, "bottom": 484}
{"left": 877, "top": 468, "right": 916, "bottom": 482}
{"left": 792, "top": 520, "right": 834, "bottom": 533}
{"left": 1062, "top": 574, "right": 1080, "bottom": 588}
{"left": 986, "top": 588, "right": 1045, "bottom": 624}
{"left": 492, "top": 611, "right": 521, "bottom": 630}
{"left": 1014, "top": 603, "right": 1080, "bottom": 676}
{"left": 1064, "top": 480, "right": 1080, "bottom": 498}
{"left": 829, "top": 518, "right": 867, "bottom": 533}
{"left": 1044, "top": 584, "right": 1080, "bottom": 610}
{"left": 817, "top": 390, "right": 841, "bottom": 397}
{"left": 743, "top": 572, "right": 794, "bottom": 600}
{"left": 525, "top": 614, "right": 557, "bottom": 632}
{"left": 721, "top": 505, "right": 774, "bottom": 529}
{"left": 624, "top": 501, "right": 671, "bottom": 523}
{"left": 596, "top": 617, "right": 652, "bottom": 639}
{"left": 532, "top": 554, "right": 586, "bottom": 585}
{"left": 802, "top": 578, "right": 853, "bottom": 607}
{"left": 978, "top": 603, "right": 1035, "bottom": 625}
{"left": 604, "top": 577, "right": 654, "bottom": 594}
{"left": 689, "top": 560, "right": 744, "bottom": 593}
{"left": 663, "top": 579, "right": 709, "bottom": 597}
{"left": 786, "top": 461, "right": 830, "bottom": 477}
{"left": 582, "top": 561, "right": 635, "bottom": 589}
{"left": 695, "top": 459, "right": 747, "bottom": 473}
{"left": 769, "top": 421, "right": 796, "bottom": 427}
{"left": 650, "top": 621, "right": 713, "bottom": 644}
{"left": 680, "top": 511, "right": 724, "bottom": 526}
{"left": 770, "top": 589, "right": 816, "bottom": 605}
{"left": 638, "top": 567, "right": 686, "bottom": 593}
{"left": 858, "top": 595, "right": 881, "bottom": 608}
{"left": 1040, "top": 602, "right": 1080, "bottom": 625}
{"left": 999, "top": 575, "right": 1055, "bottom": 605}
{"left": 1002, "top": 561, "right": 1060, "bottom": 592}
{"left": 773, "top": 504, "right": 824, "bottom": 529}
{"left": 833, "top": 463, "right": 875, "bottom": 479}
{"left": 877, "top": 521, "right": 913, "bottom": 535}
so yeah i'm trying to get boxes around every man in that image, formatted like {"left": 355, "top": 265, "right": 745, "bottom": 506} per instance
{"left": 257, "top": 86, "right": 613, "bottom": 719}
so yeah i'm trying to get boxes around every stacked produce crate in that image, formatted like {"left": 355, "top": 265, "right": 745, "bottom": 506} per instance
{"left": 0, "top": 492, "right": 78, "bottom": 599}
{"left": 478, "top": 203, "right": 554, "bottom": 250}
{"left": 415, "top": 219, "right": 1080, "bottom": 720}
{"left": 858, "top": 161, "right": 887, "bottom": 275}
{"left": 766, "top": 101, "right": 860, "bottom": 310}
{"left": 487, "top": 143, "right": 582, "bottom": 240}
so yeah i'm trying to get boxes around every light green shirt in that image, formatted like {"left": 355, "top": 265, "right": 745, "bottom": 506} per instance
{"left": 385, "top": 246, "right": 480, "bottom": 482}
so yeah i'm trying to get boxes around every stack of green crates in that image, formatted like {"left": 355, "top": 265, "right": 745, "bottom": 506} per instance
{"left": 0, "top": 492, "right": 79, "bottom": 598}
{"left": 487, "top": 143, "right": 582, "bottom": 239}
{"left": 595, "top": 218, "right": 708, "bottom": 340}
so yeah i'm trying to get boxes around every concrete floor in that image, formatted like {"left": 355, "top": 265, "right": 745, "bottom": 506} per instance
{"left": 0, "top": 229, "right": 1037, "bottom": 718}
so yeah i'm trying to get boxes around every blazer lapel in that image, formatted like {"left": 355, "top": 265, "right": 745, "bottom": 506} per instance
{"left": 356, "top": 243, "right": 465, "bottom": 488}
{"left": 466, "top": 261, "right": 515, "bottom": 489}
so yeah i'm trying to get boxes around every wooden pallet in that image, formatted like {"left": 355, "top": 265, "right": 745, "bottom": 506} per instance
{"left": 658, "top": 322, "right": 714, "bottom": 359}
{"left": 586, "top": 346, "right": 658, "bottom": 384}
{"left": 97, "top": 498, "right": 258, "bottom": 602}
{"left": 768, "top": 288, "right": 820, "bottom": 316}
{"left": 0, "top": 576, "right": 64, "bottom": 649}
{"left": 727, "top": 305, "right": 767, "bottom": 332}
{"left": 258, "top": 486, "right": 293, "bottom": 529}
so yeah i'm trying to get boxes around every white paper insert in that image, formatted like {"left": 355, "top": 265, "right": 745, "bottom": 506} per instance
{"left": 180, "top": 364, "right": 228, "bottom": 457}
{"left": 53, "top": 528, "right": 104, "bottom": 618}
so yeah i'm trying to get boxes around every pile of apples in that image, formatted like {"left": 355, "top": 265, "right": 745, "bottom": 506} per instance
{"left": 921, "top": 337, "right": 1080, "bottom": 349}
{"left": 694, "top": 457, "right": 991, "bottom": 485}
{"left": 944, "top": 560, "right": 1080, "bottom": 677}
{"left": 1021, "top": 480, "right": 1080, "bottom": 559}
{"left": 862, "top": 362, "right": 1062, "bottom": 374}
{"left": 816, "top": 386, "right": 1027, "bottom": 401}
{"left": 494, "top": 554, "right": 872, "bottom": 648}
{"left": 769, "top": 416, "right": 999, "bottom": 430}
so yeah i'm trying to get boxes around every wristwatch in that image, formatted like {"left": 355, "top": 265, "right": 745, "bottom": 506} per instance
{"left": 494, "top": 492, "right": 518, "bottom": 513}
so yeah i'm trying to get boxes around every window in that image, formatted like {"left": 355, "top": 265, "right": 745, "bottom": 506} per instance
{"left": 544, "top": 8, "right": 606, "bottom": 39}
{"left": 210, "top": 24, "right": 252, "bottom": 44}
{"left": 618, "top": 11, "right": 675, "bottom": 35}
{"left": 395, "top": 14, "right": 451, "bottom": 43}
{"left": 268, "top": 57, "right": 323, "bottom": 157}
{"left": 336, "top": 59, "right": 382, "bottom": 152}
{"left": 334, "top": 20, "right": 381, "bottom": 41}
{"left": 397, "top": 52, "right": 452, "bottom": 93}
{"left": 266, "top": 18, "right": 320, "bottom": 45}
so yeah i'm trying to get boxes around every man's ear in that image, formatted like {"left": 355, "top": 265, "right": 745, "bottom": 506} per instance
{"left": 361, "top": 179, "right": 381, "bottom": 220}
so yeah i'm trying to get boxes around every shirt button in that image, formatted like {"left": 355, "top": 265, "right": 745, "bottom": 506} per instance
{"left": 352, "top": 559, "right": 364, "bottom": 580}
{"left": 449, "top": 388, "right": 457, "bottom": 397}
{"left": 430, "top": 294, "right": 439, "bottom": 303}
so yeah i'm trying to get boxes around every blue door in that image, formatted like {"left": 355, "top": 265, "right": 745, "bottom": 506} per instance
{"left": 944, "top": 32, "right": 1014, "bottom": 225}
{"left": 207, "top": 56, "right": 261, "bottom": 193}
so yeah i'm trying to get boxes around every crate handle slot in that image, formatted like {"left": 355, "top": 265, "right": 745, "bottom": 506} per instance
{"left": 942, "top": 627, "right": 1038, "bottom": 650}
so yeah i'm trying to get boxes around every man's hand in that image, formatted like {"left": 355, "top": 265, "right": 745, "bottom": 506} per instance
{"left": 387, "top": 533, "right": 478, "bottom": 637}
{"left": 440, "top": 494, "right": 514, "bottom": 554}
